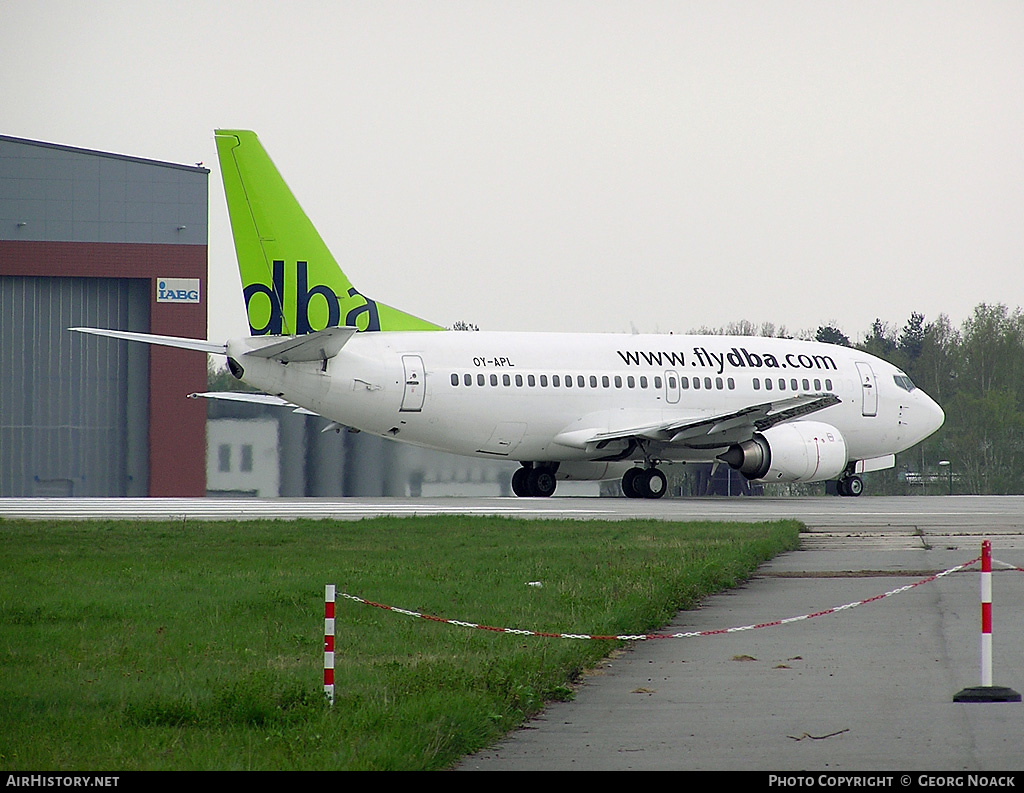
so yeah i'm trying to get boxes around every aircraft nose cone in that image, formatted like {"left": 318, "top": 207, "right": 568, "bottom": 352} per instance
{"left": 921, "top": 392, "right": 945, "bottom": 437}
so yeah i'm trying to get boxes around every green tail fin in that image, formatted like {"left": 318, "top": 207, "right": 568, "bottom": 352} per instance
{"left": 214, "top": 129, "right": 441, "bottom": 335}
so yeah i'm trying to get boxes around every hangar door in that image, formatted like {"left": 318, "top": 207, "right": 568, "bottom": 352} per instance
{"left": 0, "top": 276, "right": 150, "bottom": 496}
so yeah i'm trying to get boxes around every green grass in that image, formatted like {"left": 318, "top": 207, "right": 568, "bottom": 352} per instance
{"left": 0, "top": 516, "right": 800, "bottom": 770}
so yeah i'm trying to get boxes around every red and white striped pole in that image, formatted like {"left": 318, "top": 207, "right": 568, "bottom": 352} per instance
{"left": 324, "top": 584, "right": 335, "bottom": 706}
{"left": 981, "top": 540, "right": 993, "bottom": 688}
{"left": 953, "top": 541, "right": 1020, "bottom": 702}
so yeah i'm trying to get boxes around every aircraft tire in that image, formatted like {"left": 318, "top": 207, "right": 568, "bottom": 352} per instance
{"left": 638, "top": 468, "right": 667, "bottom": 499}
{"left": 511, "top": 468, "right": 530, "bottom": 497}
{"left": 621, "top": 467, "right": 643, "bottom": 498}
{"left": 527, "top": 468, "right": 557, "bottom": 497}
{"left": 836, "top": 475, "right": 863, "bottom": 497}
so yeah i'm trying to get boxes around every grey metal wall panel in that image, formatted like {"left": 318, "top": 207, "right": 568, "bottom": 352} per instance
{"left": 0, "top": 136, "right": 208, "bottom": 245}
{"left": 0, "top": 276, "right": 149, "bottom": 496}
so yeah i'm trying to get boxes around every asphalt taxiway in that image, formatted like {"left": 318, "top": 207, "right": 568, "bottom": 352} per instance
{"left": 2, "top": 494, "right": 1024, "bottom": 534}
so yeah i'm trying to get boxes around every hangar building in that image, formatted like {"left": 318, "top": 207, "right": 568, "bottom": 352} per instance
{"left": 0, "top": 134, "right": 209, "bottom": 497}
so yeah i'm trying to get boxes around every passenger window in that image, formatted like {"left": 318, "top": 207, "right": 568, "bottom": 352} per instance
{"left": 704, "top": 377, "right": 712, "bottom": 389}
{"left": 490, "top": 374, "right": 498, "bottom": 386}
{"left": 640, "top": 376, "right": 648, "bottom": 388}
{"left": 791, "top": 379, "right": 798, "bottom": 390}
{"left": 464, "top": 373, "right": 472, "bottom": 386}
{"left": 778, "top": 379, "right": 786, "bottom": 390}
{"left": 615, "top": 376, "right": 622, "bottom": 388}
{"left": 503, "top": 374, "right": 511, "bottom": 386}
{"left": 680, "top": 377, "right": 688, "bottom": 390}
{"left": 602, "top": 375, "right": 610, "bottom": 388}
{"left": 825, "top": 379, "right": 833, "bottom": 390}
{"left": 627, "top": 376, "right": 636, "bottom": 388}
{"left": 528, "top": 374, "right": 536, "bottom": 387}
{"left": 451, "top": 373, "right": 459, "bottom": 386}
{"left": 715, "top": 377, "right": 723, "bottom": 390}
{"left": 753, "top": 378, "right": 760, "bottom": 390}
{"left": 693, "top": 377, "right": 701, "bottom": 390}
{"left": 727, "top": 378, "right": 735, "bottom": 389}
{"left": 578, "top": 375, "right": 585, "bottom": 388}
{"left": 565, "top": 375, "right": 572, "bottom": 388}
{"left": 590, "top": 375, "right": 598, "bottom": 388}
{"left": 802, "top": 379, "right": 810, "bottom": 390}
{"left": 515, "top": 374, "right": 523, "bottom": 387}
{"left": 552, "top": 375, "right": 560, "bottom": 387}
{"left": 540, "top": 375, "right": 548, "bottom": 387}
{"left": 477, "top": 374, "right": 485, "bottom": 386}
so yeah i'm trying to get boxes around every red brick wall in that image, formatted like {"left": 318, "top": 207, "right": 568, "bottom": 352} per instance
{"left": 0, "top": 240, "right": 208, "bottom": 496}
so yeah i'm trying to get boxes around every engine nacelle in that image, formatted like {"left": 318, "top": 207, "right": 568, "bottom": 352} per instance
{"left": 718, "top": 421, "right": 848, "bottom": 483}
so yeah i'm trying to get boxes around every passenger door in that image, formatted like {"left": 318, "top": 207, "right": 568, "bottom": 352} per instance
{"left": 855, "top": 361, "right": 878, "bottom": 417}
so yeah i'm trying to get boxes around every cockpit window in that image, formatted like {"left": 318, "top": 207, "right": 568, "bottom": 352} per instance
{"left": 894, "top": 374, "right": 917, "bottom": 392}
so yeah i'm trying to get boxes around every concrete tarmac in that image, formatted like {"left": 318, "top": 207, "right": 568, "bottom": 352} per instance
{"left": 460, "top": 526, "right": 1024, "bottom": 771}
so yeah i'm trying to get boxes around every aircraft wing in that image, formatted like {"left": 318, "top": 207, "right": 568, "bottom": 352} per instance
{"left": 585, "top": 393, "right": 842, "bottom": 451}
{"left": 187, "top": 391, "right": 321, "bottom": 416}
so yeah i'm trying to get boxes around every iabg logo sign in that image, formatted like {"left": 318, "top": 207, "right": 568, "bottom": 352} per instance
{"left": 156, "top": 278, "right": 201, "bottom": 304}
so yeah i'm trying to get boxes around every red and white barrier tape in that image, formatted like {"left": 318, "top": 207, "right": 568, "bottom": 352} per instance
{"left": 335, "top": 556, "right": 981, "bottom": 642}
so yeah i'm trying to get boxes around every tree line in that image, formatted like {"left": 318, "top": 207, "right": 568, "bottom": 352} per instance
{"left": 840, "top": 304, "right": 1024, "bottom": 494}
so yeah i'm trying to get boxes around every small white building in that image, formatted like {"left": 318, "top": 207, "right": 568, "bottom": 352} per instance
{"left": 206, "top": 418, "right": 280, "bottom": 497}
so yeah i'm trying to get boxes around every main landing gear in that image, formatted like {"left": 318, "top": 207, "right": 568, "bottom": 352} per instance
{"left": 510, "top": 462, "right": 668, "bottom": 499}
{"left": 836, "top": 474, "right": 864, "bottom": 497}
{"left": 622, "top": 466, "right": 667, "bottom": 499}
{"left": 511, "top": 465, "right": 557, "bottom": 497}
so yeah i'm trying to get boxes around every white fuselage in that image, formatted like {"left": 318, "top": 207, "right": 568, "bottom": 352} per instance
{"left": 227, "top": 331, "right": 944, "bottom": 477}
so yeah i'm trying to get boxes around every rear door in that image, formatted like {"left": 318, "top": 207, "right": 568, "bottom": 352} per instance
{"left": 399, "top": 355, "right": 426, "bottom": 412}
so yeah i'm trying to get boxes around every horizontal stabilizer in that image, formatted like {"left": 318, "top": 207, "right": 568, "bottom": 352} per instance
{"left": 242, "top": 326, "right": 357, "bottom": 363}
{"left": 70, "top": 327, "right": 226, "bottom": 354}
{"left": 187, "top": 391, "right": 320, "bottom": 415}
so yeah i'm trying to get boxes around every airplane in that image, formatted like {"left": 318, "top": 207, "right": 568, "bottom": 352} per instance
{"left": 73, "top": 129, "right": 945, "bottom": 499}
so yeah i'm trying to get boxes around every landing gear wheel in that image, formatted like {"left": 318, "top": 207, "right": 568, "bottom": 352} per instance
{"left": 836, "top": 475, "right": 863, "bottom": 497}
{"left": 526, "top": 468, "right": 556, "bottom": 497}
{"left": 511, "top": 467, "right": 530, "bottom": 497}
{"left": 621, "top": 467, "right": 643, "bottom": 498}
{"left": 637, "top": 468, "right": 667, "bottom": 499}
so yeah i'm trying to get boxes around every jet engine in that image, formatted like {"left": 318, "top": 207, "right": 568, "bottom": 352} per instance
{"left": 717, "top": 421, "right": 848, "bottom": 483}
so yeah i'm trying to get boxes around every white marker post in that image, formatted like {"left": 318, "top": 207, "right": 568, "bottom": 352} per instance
{"left": 954, "top": 541, "right": 1020, "bottom": 702}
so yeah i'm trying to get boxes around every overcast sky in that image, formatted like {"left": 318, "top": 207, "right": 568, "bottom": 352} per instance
{"left": 4, "top": 1, "right": 1022, "bottom": 343}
